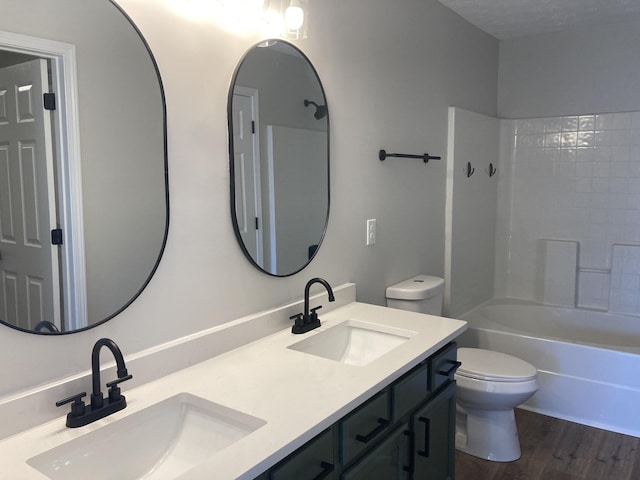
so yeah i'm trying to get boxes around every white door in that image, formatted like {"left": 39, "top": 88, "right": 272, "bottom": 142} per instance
{"left": 0, "top": 59, "right": 60, "bottom": 330}
{"left": 232, "top": 87, "right": 263, "bottom": 266}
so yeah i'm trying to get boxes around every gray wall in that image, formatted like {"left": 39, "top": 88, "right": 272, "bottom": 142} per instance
{"left": 498, "top": 20, "right": 640, "bottom": 118}
{"left": 0, "top": 0, "right": 497, "bottom": 396}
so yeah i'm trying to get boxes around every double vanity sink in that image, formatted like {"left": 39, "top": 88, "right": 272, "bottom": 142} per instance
{"left": 2, "top": 290, "right": 466, "bottom": 479}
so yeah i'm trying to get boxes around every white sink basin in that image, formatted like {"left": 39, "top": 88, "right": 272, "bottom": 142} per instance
{"left": 28, "top": 393, "right": 266, "bottom": 480}
{"left": 288, "top": 320, "right": 417, "bottom": 366}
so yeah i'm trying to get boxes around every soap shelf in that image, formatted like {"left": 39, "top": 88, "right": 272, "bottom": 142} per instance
{"left": 379, "top": 149, "right": 441, "bottom": 164}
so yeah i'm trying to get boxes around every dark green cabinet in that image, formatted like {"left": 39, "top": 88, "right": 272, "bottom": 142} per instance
{"left": 340, "top": 391, "right": 391, "bottom": 465}
{"left": 260, "top": 343, "right": 458, "bottom": 480}
{"left": 341, "top": 425, "right": 411, "bottom": 480}
{"left": 411, "top": 382, "right": 456, "bottom": 480}
{"left": 270, "top": 428, "right": 335, "bottom": 480}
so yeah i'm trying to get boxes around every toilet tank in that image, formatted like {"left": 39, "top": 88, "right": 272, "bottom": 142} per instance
{"left": 385, "top": 275, "right": 444, "bottom": 315}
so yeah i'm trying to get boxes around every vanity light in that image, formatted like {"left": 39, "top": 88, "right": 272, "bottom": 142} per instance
{"left": 262, "top": 0, "right": 308, "bottom": 39}
{"left": 283, "top": 0, "right": 308, "bottom": 38}
{"left": 285, "top": 0, "right": 304, "bottom": 30}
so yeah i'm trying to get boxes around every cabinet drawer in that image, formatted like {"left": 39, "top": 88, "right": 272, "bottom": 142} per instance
{"left": 340, "top": 390, "right": 391, "bottom": 466}
{"left": 391, "top": 361, "right": 428, "bottom": 420}
{"left": 270, "top": 428, "right": 335, "bottom": 480}
{"left": 428, "top": 343, "right": 459, "bottom": 392}
{"left": 340, "top": 425, "right": 411, "bottom": 480}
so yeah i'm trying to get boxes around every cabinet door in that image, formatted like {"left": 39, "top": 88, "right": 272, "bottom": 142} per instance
{"left": 411, "top": 381, "right": 456, "bottom": 480}
{"left": 341, "top": 425, "right": 411, "bottom": 480}
{"left": 270, "top": 428, "right": 335, "bottom": 480}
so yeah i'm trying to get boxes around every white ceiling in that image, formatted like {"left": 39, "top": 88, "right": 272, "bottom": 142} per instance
{"left": 438, "top": 0, "right": 640, "bottom": 39}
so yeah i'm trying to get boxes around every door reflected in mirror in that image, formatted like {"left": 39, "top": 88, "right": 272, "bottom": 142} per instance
{"left": 229, "top": 40, "right": 329, "bottom": 276}
{"left": 0, "top": 0, "right": 168, "bottom": 334}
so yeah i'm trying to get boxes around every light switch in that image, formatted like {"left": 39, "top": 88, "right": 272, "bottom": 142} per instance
{"left": 366, "top": 219, "right": 377, "bottom": 246}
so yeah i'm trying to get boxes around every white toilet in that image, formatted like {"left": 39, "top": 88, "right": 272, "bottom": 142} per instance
{"left": 386, "top": 275, "right": 539, "bottom": 462}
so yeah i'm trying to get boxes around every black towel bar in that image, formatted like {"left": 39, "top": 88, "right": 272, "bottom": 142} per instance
{"left": 379, "top": 149, "right": 441, "bottom": 163}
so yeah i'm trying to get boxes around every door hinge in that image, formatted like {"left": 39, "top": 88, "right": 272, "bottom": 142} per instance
{"left": 51, "top": 228, "right": 63, "bottom": 245}
{"left": 255, "top": 217, "right": 259, "bottom": 230}
{"left": 43, "top": 93, "right": 56, "bottom": 111}
{"left": 251, "top": 120, "right": 256, "bottom": 134}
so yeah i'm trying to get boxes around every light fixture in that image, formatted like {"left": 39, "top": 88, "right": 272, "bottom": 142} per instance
{"left": 285, "top": 0, "right": 304, "bottom": 30}
{"left": 262, "top": 0, "right": 308, "bottom": 39}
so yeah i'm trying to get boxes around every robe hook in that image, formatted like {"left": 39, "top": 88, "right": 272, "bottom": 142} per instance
{"left": 464, "top": 162, "right": 475, "bottom": 177}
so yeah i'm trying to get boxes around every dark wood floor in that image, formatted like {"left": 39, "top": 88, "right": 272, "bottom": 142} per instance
{"left": 456, "top": 409, "right": 640, "bottom": 480}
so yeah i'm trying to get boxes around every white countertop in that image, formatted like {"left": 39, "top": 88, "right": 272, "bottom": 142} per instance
{"left": 0, "top": 301, "right": 466, "bottom": 479}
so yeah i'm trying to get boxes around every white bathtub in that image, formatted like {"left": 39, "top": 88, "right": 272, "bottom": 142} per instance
{"left": 458, "top": 298, "right": 640, "bottom": 438}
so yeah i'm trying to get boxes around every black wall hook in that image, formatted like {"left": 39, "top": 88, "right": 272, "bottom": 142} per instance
{"left": 487, "top": 163, "right": 497, "bottom": 177}
{"left": 464, "top": 162, "right": 475, "bottom": 177}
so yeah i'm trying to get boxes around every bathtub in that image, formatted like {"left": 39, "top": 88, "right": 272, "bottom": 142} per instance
{"left": 457, "top": 298, "right": 640, "bottom": 438}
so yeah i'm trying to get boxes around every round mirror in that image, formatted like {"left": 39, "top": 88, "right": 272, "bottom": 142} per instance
{"left": 228, "top": 40, "right": 329, "bottom": 277}
{"left": 0, "top": 0, "right": 168, "bottom": 334}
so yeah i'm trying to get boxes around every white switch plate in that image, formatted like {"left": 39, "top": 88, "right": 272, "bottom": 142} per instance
{"left": 366, "top": 219, "right": 377, "bottom": 246}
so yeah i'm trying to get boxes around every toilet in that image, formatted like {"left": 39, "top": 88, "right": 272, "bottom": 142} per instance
{"left": 386, "top": 275, "right": 539, "bottom": 462}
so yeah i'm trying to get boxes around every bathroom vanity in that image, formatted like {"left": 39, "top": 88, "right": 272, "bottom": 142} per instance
{"left": 255, "top": 342, "right": 458, "bottom": 480}
{"left": 0, "top": 285, "right": 466, "bottom": 479}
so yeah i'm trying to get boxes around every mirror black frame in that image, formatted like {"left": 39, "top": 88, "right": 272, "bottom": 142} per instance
{"left": 1, "top": 0, "right": 169, "bottom": 335}
{"left": 228, "top": 39, "right": 330, "bottom": 277}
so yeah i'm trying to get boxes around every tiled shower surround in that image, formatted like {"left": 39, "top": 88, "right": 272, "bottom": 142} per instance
{"left": 500, "top": 111, "right": 640, "bottom": 314}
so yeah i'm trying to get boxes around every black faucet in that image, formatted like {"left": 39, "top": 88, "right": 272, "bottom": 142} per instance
{"left": 290, "top": 277, "right": 335, "bottom": 334}
{"left": 56, "top": 338, "right": 133, "bottom": 428}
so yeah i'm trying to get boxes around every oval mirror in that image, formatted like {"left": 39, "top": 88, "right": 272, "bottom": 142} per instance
{"left": 0, "top": 0, "right": 168, "bottom": 334}
{"left": 228, "top": 40, "right": 329, "bottom": 276}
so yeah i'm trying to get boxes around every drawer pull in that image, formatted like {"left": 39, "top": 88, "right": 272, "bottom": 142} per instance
{"left": 311, "top": 461, "right": 334, "bottom": 480}
{"left": 418, "top": 416, "right": 430, "bottom": 458}
{"left": 437, "top": 360, "right": 462, "bottom": 376}
{"left": 355, "top": 417, "right": 390, "bottom": 443}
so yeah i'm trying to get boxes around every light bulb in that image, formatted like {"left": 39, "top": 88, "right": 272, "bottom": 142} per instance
{"left": 285, "top": 1, "right": 304, "bottom": 30}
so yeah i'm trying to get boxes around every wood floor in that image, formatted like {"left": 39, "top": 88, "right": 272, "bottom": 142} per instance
{"left": 455, "top": 409, "right": 640, "bottom": 480}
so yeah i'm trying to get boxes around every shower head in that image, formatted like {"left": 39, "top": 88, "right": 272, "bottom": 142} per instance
{"left": 304, "top": 99, "right": 328, "bottom": 120}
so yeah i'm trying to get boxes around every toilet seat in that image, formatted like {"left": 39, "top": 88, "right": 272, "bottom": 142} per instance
{"left": 457, "top": 348, "right": 537, "bottom": 383}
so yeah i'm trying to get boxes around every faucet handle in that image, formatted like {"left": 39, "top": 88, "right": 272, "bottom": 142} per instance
{"left": 106, "top": 374, "right": 132, "bottom": 403}
{"left": 56, "top": 392, "right": 87, "bottom": 417}
{"left": 106, "top": 374, "right": 133, "bottom": 388}
{"left": 289, "top": 312, "right": 304, "bottom": 325}
{"left": 309, "top": 305, "right": 323, "bottom": 321}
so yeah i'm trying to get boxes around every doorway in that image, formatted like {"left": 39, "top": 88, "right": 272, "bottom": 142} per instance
{"left": 0, "top": 31, "right": 86, "bottom": 331}
{"left": 232, "top": 86, "right": 264, "bottom": 268}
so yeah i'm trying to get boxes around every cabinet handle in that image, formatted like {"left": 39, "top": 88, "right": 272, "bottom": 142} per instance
{"left": 437, "top": 360, "right": 462, "bottom": 376}
{"left": 356, "top": 417, "right": 390, "bottom": 443}
{"left": 311, "top": 461, "right": 334, "bottom": 480}
{"left": 418, "top": 416, "right": 430, "bottom": 457}
{"left": 403, "top": 430, "right": 415, "bottom": 474}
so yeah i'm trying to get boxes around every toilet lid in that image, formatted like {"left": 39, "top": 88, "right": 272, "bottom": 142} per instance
{"left": 456, "top": 348, "right": 537, "bottom": 382}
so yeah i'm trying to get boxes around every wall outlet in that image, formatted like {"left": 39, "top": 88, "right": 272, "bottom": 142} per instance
{"left": 366, "top": 219, "right": 377, "bottom": 246}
